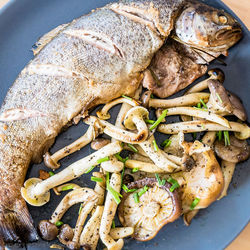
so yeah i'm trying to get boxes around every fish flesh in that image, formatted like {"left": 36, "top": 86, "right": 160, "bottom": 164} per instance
{"left": 0, "top": 0, "right": 242, "bottom": 244}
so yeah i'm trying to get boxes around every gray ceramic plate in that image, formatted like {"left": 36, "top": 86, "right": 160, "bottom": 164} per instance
{"left": 0, "top": 0, "right": 249, "bottom": 249}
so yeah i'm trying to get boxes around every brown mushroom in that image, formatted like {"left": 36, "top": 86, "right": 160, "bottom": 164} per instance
{"left": 214, "top": 135, "right": 250, "bottom": 163}
{"left": 141, "top": 90, "right": 152, "bottom": 108}
{"left": 91, "top": 138, "right": 111, "bottom": 150}
{"left": 38, "top": 220, "right": 59, "bottom": 241}
{"left": 118, "top": 178, "right": 181, "bottom": 241}
{"left": 58, "top": 224, "right": 74, "bottom": 244}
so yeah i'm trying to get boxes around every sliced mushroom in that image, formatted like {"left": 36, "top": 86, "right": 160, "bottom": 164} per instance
{"left": 149, "top": 92, "right": 210, "bottom": 109}
{"left": 21, "top": 142, "right": 122, "bottom": 206}
{"left": 158, "top": 121, "right": 250, "bottom": 139}
{"left": 185, "top": 68, "right": 225, "bottom": 94}
{"left": 96, "top": 97, "right": 141, "bottom": 120}
{"left": 84, "top": 115, "right": 148, "bottom": 144}
{"left": 101, "top": 155, "right": 124, "bottom": 173}
{"left": 38, "top": 220, "right": 59, "bottom": 241}
{"left": 214, "top": 135, "right": 250, "bottom": 163}
{"left": 44, "top": 124, "right": 101, "bottom": 169}
{"left": 118, "top": 178, "right": 181, "bottom": 241}
{"left": 201, "top": 131, "right": 217, "bottom": 146}
{"left": 80, "top": 205, "right": 104, "bottom": 249}
{"left": 125, "top": 159, "right": 166, "bottom": 173}
{"left": 91, "top": 138, "right": 111, "bottom": 150}
{"left": 217, "top": 160, "right": 236, "bottom": 200}
{"left": 93, "top": 170, "right": 106, "bottom": 206}
{"left": 109, "top": 227, "right": 134, "bottom": 239}
{"left": 58, "top": 224, "right": 74, "bottom": 245}
{"left": 100, "top": 173, "right": 123, "bottom": 250}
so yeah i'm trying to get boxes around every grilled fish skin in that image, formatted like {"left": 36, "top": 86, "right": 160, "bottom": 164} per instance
{"left": 0, "top": 0, "right": 186, "bottom": 243}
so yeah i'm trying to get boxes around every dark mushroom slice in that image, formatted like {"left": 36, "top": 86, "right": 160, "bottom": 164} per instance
{"left": 118, "top": 177, "right": 181, "bottom": 241}
{"left": 38, "top": 220, "right": 59, "bottom": 241}
{"left": 58, "top": 224, "right": 74, "bottom": 244}
{"left": 214, "top": 135, "right": 250, "bottom": 163}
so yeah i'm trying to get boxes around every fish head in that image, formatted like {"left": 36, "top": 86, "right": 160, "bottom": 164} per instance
{"left": 174, "top": 2, "right": 242, "bottom": 52}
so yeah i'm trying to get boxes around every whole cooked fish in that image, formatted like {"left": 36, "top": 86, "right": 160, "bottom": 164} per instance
{"left": 0, "top": 0, "right": 242, "bottom": 244}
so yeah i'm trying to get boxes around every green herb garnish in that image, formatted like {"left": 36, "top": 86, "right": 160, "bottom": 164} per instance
{"left": 85, "top": 165, "right": 95, "bottom": 174}
{"left": 167, "top": 177, "right": 180, "bottom": 192}
{"left": 155, "top": 173, "right": 166, "bottom": 186}
{"left": 224, "top": 131, "right": 230, "bottom": 146}
{"left": 115, "top": 153, "right": 128, "bottom": 163}
{"left": 127, "top": 143, "right": 138, "bottom": 153}
{"left": 131, "top": 168, "right": 139, "bottom": 173}
{"left": 106, "top": 172, "right": 122, "bottom": 204}
{"left": 61, "top": 185, "right": 74, "bottom": 191}
{"left": 122, "top": 95, "right": 132, "bottom": 101}
{"left": 200, "top": 98, "right": 208, "bottom": 109}
{"left": 161, "top": 139, "right": 171, "bottom": 148}
{"left": 190, "top": 197, "right": 200, "bottom": 210}
{"left": 91, "top": 177, "right": 103, "bottom": 183}
{"left": 197, "top": 102, "right": 201, "bottom": 109}
{"left": 216, "top": 131, "right": 222, "bottom": 141}
{"left": 152, "top": 139, "right": 159, "bottom": 152}
{"left": 216, "top": 93, "right": 223, "bottom": 103}
{"left": 112, "top": 220, "right": 116, "bottom": 229}
{"left": 78, "top": 204, "right": 83, "bottom": 214}
{"left": 122, "top": 184, "right": 137, "bottom": 193}
{"left": 55, "top": 221, "right": 63, "bottom": 227}
{"left": 133, "top": 192, "right": 139, "bottom": 203}
{"left": 97, "top": 156, "right": 110, "bottom": 164}
{"left": 149, "top": 109, "right": 168, "bottom": 131}
{"left": 49, "top": 171, "right": 55, "bottom": 177}
{"left": 138, "top": 186, "right": 148, "bottom": 197}
{"left": 145, "top": 119, "right": 155, "bottom": 124}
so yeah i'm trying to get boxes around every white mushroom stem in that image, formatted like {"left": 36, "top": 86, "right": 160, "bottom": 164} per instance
{"left": 166, "top": 107, "right": 230, "bottom": 128}
{"left": 125, "top": 159, "right": 166, "bottom": 173}
{"left": 139, "top": 135, "right": 181, "bottom": 172}
{"left": 217, "top": 160, "right": 236, "bottom": 200}
{"left": 44, "top": 125, "right": 100, "bottom": 169}
{"left": 50, "top": 188, "right": 97, "bottom": 224}
{"left": 100, "top": 173, "right": 123, "bottom": 250}
{"left": 85, "top": 116, "right": 148, "bottom": 144}
{"left": 149, "top": 93, "right": 210, "bottom": 108}
{"left": 101, "top": 156, "right": 124, "bottom": 173}
{"left": 93, "top": 171, "right": 106, "bottom": 206}
{"left": 24, "top": 142, "right": 122, "bottom": 202}
{"left": 158, "top": 121, "right": 250, "bottom": 138}
{"left": 183, "top": 210, "right": 199, "bottom": 226}
{"left": 72, "top": 199, "right": 97, "bottom": 244}
{"left": 185, "top": 80, "right": 210, "bottom": 94}
{"left": 80, "top": 205, "right": 104, "bottom": 249}
{"left": 110, "top": 227, "right": 134, "bottom": 239}
{"left": 202, "top": 131, "right": 217, "bottom": 146}
{"left": 96, "top": 97, "right": 140, "bottom": 120}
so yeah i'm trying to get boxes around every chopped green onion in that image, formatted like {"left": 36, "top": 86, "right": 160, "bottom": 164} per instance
{"left": 55, "top": 221, "right": 64, "bottom": 227}
{"left": 216, "top": 93, "right": 223, "bottom": 103}
{"left": 152, "top": 139, "right": 159, "bottom": 152}
{"left": 190, "top": 197, "right": 200, "bottom": 210}
{"left": 150, "top": 94, "right": 155, "bottom": 99}
{"left": 112, "top": 220, "right": 116, "bottom": 229}
{"left": 133, "top": 192, "right": 139, "bottom": 203}
{"left": 216, "top": 131, "right": 222, "bottom": 141}
{"left": 145, "top": 119, "right": 155, "bottom": 124}
{"left": 78, "top": 203, "right": 83, "bottom": 214}
{"left": 91, "top": 177, "right": 103, "bottom": 182}
{"left": 97, "top": 156, "right": 110, "bottom": 164}
{"left": 224, "top": 131, "right": 230, "bottom": 146}
{"left": 115, "top": 153, "right": 128, "bottom": 163}
{"left": 200, "top": 98, "right": 208, "bottom": 109}
{"left": 167, "top": 177, "right": 180, "bottom": 192}
{"left": 61, "top": 185, "right": 74, "bottom": 191}
{"left": 149, "top": 109, "right": 168, "bottom": 131}
{"left": 127, "top": 143, "right": 138, "bottom": 153}
{"left": 197, "top": 102, "right": 201, "bottom": 109}
{"left": 138, "top": 186, "right": 148, "bottom": 197}
{"left": 193, "top": 132, "right": 197, "bottom": 140}
{"left": 122, "top": 95, "right": 132, "bottom": 101}
{"left": 155, "top": 173, "right": 166, "bottom": 186}
{"left": 122, "top": 184, "right": 137, "bottom": 193}
{"left": 131, "top": 168, "right": 139, "bottom": 173}
{"left": 161, "top": 139, "right": 171, "bottom": 148}
{"left": 106, "top": 172, "right": 122, "bottom": 204}
{"left": 49, "top": 171, "right": 55, "bottom": 177}
{"left": 85, "top": 165, "right": 95, "bottom": 174}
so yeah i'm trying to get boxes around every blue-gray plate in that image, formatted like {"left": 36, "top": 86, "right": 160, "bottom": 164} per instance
{"left": 0, "top": 0, "right": 249, "bottom": 249}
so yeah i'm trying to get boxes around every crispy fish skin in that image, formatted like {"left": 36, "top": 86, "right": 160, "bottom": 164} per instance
{"left": 0, "top": 0, "right": 186, "bottom": 243}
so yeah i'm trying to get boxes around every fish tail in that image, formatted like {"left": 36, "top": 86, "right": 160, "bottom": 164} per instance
{"left": 0, "top": 198, "right": 38, "bottom": 243}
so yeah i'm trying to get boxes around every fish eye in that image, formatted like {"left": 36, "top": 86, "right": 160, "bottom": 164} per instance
{"left": 218, "top": 15, "right": 228, "bottom": 24}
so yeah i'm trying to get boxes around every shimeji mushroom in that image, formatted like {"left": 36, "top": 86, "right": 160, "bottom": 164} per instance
{"left": 84, "top": 114, "right": 149, "bottom": 144}
{"left": 53, "top": 183, "right": 81, "bottom": 196}
{"left": 148, "top": 92, "right": 210, "bottom": 109}
{"left": 21, "top": 142, "right": 122, "bottom": 206}
{"left": 118, "top": 178, "right": 181, "bottom": 241}
{"left": 38, "top": 188, "right": 98, "bottom": 241}
{"left": 100, "top": 173, "right": 123, "bottom": 250}
{"left": 185, "top": 68, "right": 225, "bottom": 94}
{"left": 109, "top": 227, "right": 134, "bottom": 239}
{"left": 91, "top": 138, "right": 111, "bottom": 150}
{"left": 96, "top": 96, "right": 141, "bottom": 120}
{"left": 44, "top": 124, "right": 102, "bottom": 169}
{"left": 93, "top": 170, "right": 106, "bottom": 205}
{"left": 101, "top": 155, "right": 124, "bottom": 173}
{"left": 125, "top": 159, "right": 166, "bottom": 173}
{"left": 158, "top": 120, "right": 250, "bottom": 139}
{"left": 207, "top": 79, "right": 247, "bottom": 121}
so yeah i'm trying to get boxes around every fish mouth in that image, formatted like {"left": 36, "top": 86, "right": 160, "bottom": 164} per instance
{"left": 215, "top": 27, "right": 242, "bottom": 42}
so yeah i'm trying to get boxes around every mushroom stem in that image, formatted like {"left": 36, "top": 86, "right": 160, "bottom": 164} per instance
{"left": 100, "top": 173, "right": 123, "bottom": 250}
{"left": 139, "top": 135, "right": 181, "bottom": 172}
{"left": 158, "top": 121, "right": 250, "bottom": 139}
{"left": 44, "top": 125, "right": 100, "bottom": 169}
{"left": 84, "top": 116, "right": 148, "bottom": 144}
{"left": 149, "top": 93, "right": 210, "bottom": 108}
{"left": 201, "top": 132, "right": 217, "bottom": 146}
{"left": 110, "top": 227, "right": 134, "bottom": 239}
{"left": 93, "top": 171, "right": 106, "bottom": 206}
{"left": 166, "top": 107, "right": 230, "bottom": 128}
{"left": 50, "top": 188, "right": 98, "bottom": 224}
{"left": 217, "top": 160, "right": 236, "bottom": 200}
{"left": 96, "top": 97, "right": 141, "bottom": 120}
{"left": 22, "top": 142, "right": 122, "bottom": 205}
{"left": 101, "top": 156, "right": 124, "bottom": 173}
{"left": 80, "top": 205, "right": 104, "bottom": 249}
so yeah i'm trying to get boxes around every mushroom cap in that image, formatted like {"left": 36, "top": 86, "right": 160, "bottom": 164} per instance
{"left": 58, "top": 224, "right": 74, "bottom": 243}
{"left": 96, "top": 108, "right": 111, "bottom": 120}
{"left": 44, "top": 152, "right": 60, "bottom": 169}
{"left": 38, "top": 220, "right": 59, "bottom": 241}
{"left": 21, "top": 177, "right": 50, "bottom": 206}
{"left": 124, "top": 106, "right": 149, "bottom": 130}
{"left": 207, "top": 68, "right": 225, "bottom": 83}
{"left": 214, "top": 135, "right": 250, "bottom": 163}
{"left": 118, "top": 178, "right": 181, "bottom": 241}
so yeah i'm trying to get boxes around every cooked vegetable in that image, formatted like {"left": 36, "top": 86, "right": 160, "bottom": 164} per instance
{"left": 149, "top": 109, "right": 168, "bottom": 131}
{"left": 91, "top": 138, "right": 111, "bottom": 150}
